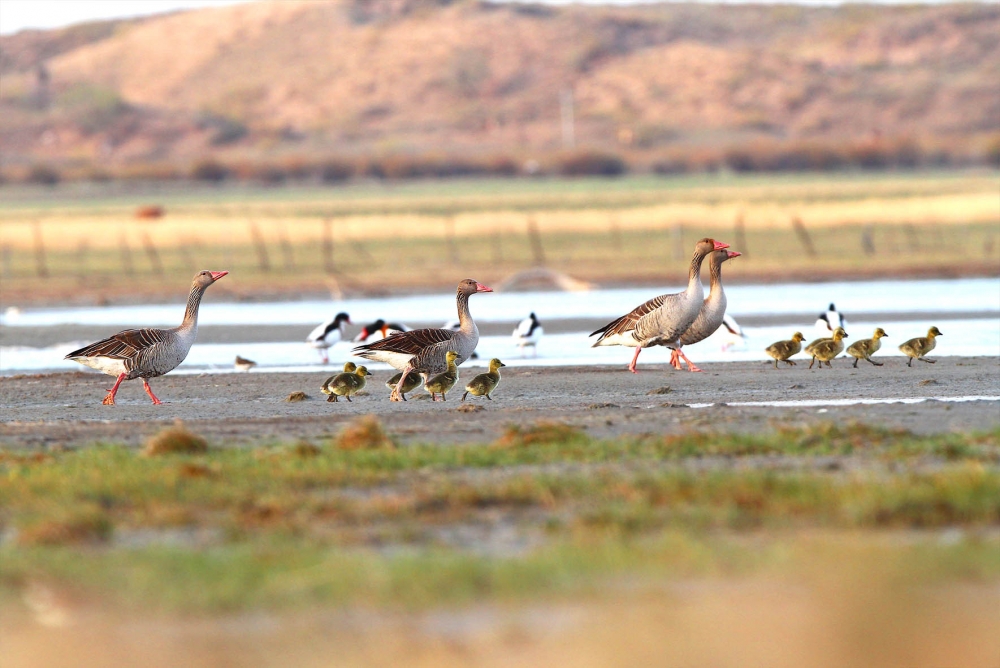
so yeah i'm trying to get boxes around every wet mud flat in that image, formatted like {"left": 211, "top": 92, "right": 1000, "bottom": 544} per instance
{"left": 2, "top": 357, "right": 997, "bottom": 448}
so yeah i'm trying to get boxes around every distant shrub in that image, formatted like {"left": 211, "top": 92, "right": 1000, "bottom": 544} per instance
{"left": 320, "top": 159, "right": 355, "bottom": 183}
{"left": 986, "top": 135, "right": 1000, "bottom": 168}
{"left": 18, "top": 508, "right": 112, "bottom": 546}
{"left": 26, "top": 164, "right": 60, "bottom": 185}
{"left": 190, "top": 159, "right": 231, "bottom": 183}
{"left": 118, "top": 162, "right": 182, "bottom": 182}
{"left": 336, "top": 415, "right": 395, "bottom": 450}
{"left": 494, "top": 421, "right": 585, "bottom": 448}
{"left": 556, "top": 150, "right": 627, "bottom": 177}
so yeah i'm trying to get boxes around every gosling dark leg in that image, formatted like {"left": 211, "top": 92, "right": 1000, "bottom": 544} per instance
{"left": 919, "top": 357, "right": 936, "bottom": 364}
{"left": 866, "top": 357, "right": 882, "bottom": 366}
{"left": 907, "top": 357, "right": 913, "bottom": 367}
{"left": 462, "top": 392, "right": 468, "bottom": 401}
{"left": 346, "top": 395, "right": 352, "bottom": 402}
{"left": 852, "top": 358, "right": 859, "bottom": 368}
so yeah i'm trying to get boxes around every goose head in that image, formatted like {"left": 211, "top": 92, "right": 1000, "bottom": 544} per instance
{"left": 343, "top": 361, "right": 357, "bottom": 373}
{"left": 927, "top": 326, "right": 942, "bottom": 338}
{"left": 193, "top": 270, "right": 228, "bottom": 289}
{"left": 831, "top": 327, "right": 848, "bottom": 341}
{"left": 873, "top": 328, "right": 887, "bottom": 339}
{"left": 792, "top": 332, "right": 805, "bottom": 342}
{"left": 458, "top": 278, "right": 493, "bottom": 295}
{"left": 694, "top": 238, "right": 730, "bottom": 256}
{"left": 489, "top": 358, "right": 506, "bottom": 372}
{"left": 355, "top": 366, "right": 372, "bottom": 377}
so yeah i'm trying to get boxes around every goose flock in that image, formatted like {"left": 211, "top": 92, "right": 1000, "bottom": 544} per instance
{"left": 63, "top": 239, "right": 946, "bottom": 405}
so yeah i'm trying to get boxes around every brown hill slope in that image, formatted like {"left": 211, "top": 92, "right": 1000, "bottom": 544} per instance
{"left": 1, "top": 0, "right": 997, "bottom": 167}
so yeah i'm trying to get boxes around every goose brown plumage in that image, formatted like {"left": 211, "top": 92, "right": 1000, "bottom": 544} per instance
{"left": 590, "top": 238, "right": 729, "bottom": 373}
{"left": 65, "top": 270, "right": 227, "bottom": 405}
{"left": 847, "top": 328, "right": 887, "bottom": 368}
{"left": 353, "top": 279, "right": 492, "bottom": 401}
{"left": 668, "top": 249, "right": 741, "bottom": 372}
{"left": 765, "top": 332, "right": 806, "bottom": 368}
{"left": 899, "top": 326, "right": 942, "bottom": 366}
{"left": 807, "top": 327, "right": 848, "bottom": 369}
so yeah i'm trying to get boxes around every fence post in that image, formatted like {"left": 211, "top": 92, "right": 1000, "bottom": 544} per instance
{"left": 671, "top": 222, "right": 684, "bottom": 261}
{"left": 790, "top": 216, "right": 817, "bottom": 257}
{"left": 33, "top": 221, "right": 48, "bottom": 278}
{"left": 445, "top": 216, "right": 459, "bottom": 265}
{"left": 278, "top": 224, "right": 295, "bottom": 270}
{"left": 734, "top": 212, "right": 749, "bottom": 258}
{"left": 861, "top": 223, "right": 876, "bottom": 256}
{"left": 609, "top": 214, "right": 622, "bottom": 251}
{"left": 141, "top": 232, "right": 163, "bottom": 275}
{"left": 120, "top": 233, "right": 134, "bottom": 275}
{"left": 527, "top": 216, "right": 546, "bottom": 266}
{"left": 322, "top": 218, "right": 335, "bottom": 274}
{"left": 249, "top": 221, "right": 270, "bottom": 273}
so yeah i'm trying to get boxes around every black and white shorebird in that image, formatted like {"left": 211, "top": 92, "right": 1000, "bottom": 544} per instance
{"left": 512, "top": 312, "right": 543, "bottom": 357}
{"left": 353, "top": 319, "right": 409, "bottom": 343}
{"left": 815, "top": 303, "right": 846, "bottom": 335}
{"left": 719, "top": 314, "right": 747, "bottom": 350}
{"left": 307, "top": 312, "right": 351, "bottom": 364}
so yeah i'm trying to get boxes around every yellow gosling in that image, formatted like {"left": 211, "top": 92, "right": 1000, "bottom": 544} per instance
{"left": 847, "top": 328, "right": 887, "bottom": 368}
{"left": 386, "top": 370, "right": 422, "bottom": 401}
{"left": 765, "top": 332, "right": 805, "bottom": 369}
{"left": 462, "top": 358, "right": 506, "bottom": 401}
{"left": 808, "top": 327, "right": 848, "bottom": 369}
{"left": 424, "top": 351, "right": 459, "bottom": 402}
{"left": 899, "top": 326, "right": 942, "bottom": 367}
{"left": 322, "top": 365, "right": 372, "bottom": 402}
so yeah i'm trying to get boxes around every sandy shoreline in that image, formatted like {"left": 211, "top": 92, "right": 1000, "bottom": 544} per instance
{"left": 1, "top": 357, "right": 997, "bottom": 449}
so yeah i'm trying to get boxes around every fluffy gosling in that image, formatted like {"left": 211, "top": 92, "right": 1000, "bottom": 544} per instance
{"left": 322, "top": 365, "right": 372, "bottom": 402}
{"left": 424, "top": 351, "right": 459, "bottom": 402}
{"left": 847, "top": 328, "right": 887, "bottom": 368}
{"left": 765, "top": 332, "right": 806, "bottom": 369}
{"left": 386, "top": 370, "right": 422, "bottom": 401}
{"left": 808, "top": 327, "right": 848, "bottom": 369}
{"left": 899, "top": 326, "right": 942, "bottom": 367}
{"left": 463, "top": 358, "right": 506, "bottom": 401}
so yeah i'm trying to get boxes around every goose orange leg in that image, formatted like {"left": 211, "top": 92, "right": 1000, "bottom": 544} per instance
{"left": 392, "top": 365, "right": 413, "bottom": 401}
{"left": 669, "top": 349, "right": 683, "bottom": 370}
{"left": 674, "top": 349, "right": 703, "bottom": 372}
{"left": 103, "top": 373, "right": 127, "bottom": 405}
{"left": 142, "top": 379, "right": 163, "bottom": 405}
{"left": 627, "top": 347, "right": 642, "bottom": 373}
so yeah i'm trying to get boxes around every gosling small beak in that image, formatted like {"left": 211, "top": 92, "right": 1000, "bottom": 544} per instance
{"left": 210, "top": 271, "right": 229, "bottom": 281}
{"left": 712, "top": 240, "right": 730, "bottom": 251}
{"left": 476, "top": 282, "right": 494, "bottom": 293}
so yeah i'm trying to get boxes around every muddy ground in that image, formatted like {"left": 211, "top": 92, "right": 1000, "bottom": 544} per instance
{"left": 2, "top": 357, "right": 997, "bottom": 449}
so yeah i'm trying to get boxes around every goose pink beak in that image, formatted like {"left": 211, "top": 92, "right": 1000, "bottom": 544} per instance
{"left": 476, "top": 282, "right": 494, "bottom": 293}
{"left": 713, "top": 241, "right": 730, "bottom": 251}
{"left": 727, "top": 251, "right": 741, "bottom": 258}
{"left": 210, "top": 271, "right": 229, "bottom": 281}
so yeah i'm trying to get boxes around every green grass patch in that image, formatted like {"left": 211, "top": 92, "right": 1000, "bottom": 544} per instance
{"left": 1, "top": 424, "right": 998, "bottom": 611}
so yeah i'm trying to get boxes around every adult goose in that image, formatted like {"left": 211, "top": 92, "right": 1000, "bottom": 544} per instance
{"left": 65, "top": 270, "right": 227, "bottom": 405}
{"left": 512, "top": 312, "right": 543, "bottom": 357}
{"left": 590, "top": 238, "right": 729, "bottom": 373}
{"left": 307, "top": 312, "right": 351, "bottom": 364}
{"left": 668, "top": 249, "right": 741, "bottom": 372}
{"left": 353, "top": 278, "right": 493, "bottom": 400}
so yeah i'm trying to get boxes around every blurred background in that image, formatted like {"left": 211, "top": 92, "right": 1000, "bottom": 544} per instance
{"left": 0, "top": 0, "right": 998, "bottom": 370}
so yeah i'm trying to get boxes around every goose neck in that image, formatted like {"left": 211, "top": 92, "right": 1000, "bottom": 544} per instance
{"left": 179, "top": 283, "right": 208, "bottom": 331}
{"left": 456, "top": 291, "right": 474, "bottom": 332}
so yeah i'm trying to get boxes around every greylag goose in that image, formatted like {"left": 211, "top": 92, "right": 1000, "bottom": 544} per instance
{"left": 65, "top": 270, "right": 228, "bottom": 405}
{"left": 307, "top": 312, "right": 351, "bottom": 364}
{"left": 590, "top": 238, "right": 729, "bottom": 373}
{"left": 807, "top": 327, "right": 848, "bottom": 369}
{"left": 847, "top": 328, "right": 887, "bottom": 368}
{"left": 815, "top": 303, "right": 846, "bottom": 335}
{"left": 899, "top": 326, "right": 942, "bottom": 366}
{"left": 668, "top": 249, "right": 741, "bottom": 372}
{"left": 765, "top": 332, "right": 806, "bottom": 368}
{"left": 424, "top": 351, "right": 459, "bottom": 401}
{"left": 322, "top": 365, "right": 372, "bottom": 402}
{"left": 444, "top": 319, "right": 478, "bottom": 359}
{"left": 234, "top": 355, "right": 256, "bottom": 372}
{"left": 353, "top": 319, "right": 409, "bottom": 343}
{"left": 463, "top": 358, "right": 506, "bottom": 401}
{"left": 353, "top": 279, "right": 492, "bottom": 401}
{"left": 512, "top": 312, "right": 543, "bottom": 357}
{"left": 386, "top": 370, "right": 422, "bottom": 401}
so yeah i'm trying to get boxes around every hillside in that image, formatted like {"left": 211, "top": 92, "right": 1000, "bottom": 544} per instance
{"left": 1, "top": 0, "right": 998, "bottom": 172}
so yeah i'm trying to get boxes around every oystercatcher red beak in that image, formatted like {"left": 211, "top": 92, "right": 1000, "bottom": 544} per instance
{"left": 475, "top": 282, "right": 493, "bottom": 293}
{"left": 210, "top": 271, "right": 229, "bottom": 281}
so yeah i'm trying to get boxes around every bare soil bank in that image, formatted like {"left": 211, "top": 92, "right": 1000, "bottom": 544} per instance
{"left": 2, "top": 358, "right": 997, "bottom": 449}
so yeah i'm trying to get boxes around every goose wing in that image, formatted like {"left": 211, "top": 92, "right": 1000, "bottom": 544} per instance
{"left": 65, "top": 328, "right": 166, "bottom": 360}
{"left": 353, "top": 327, "right": 455, "bottom": 356}
{"left": 590, "top": 294, "right": 669, "bottom": 340}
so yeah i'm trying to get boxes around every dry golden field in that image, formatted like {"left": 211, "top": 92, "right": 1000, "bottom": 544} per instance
{"left": 1, "top": 172, "right": 997, "bottom": 304}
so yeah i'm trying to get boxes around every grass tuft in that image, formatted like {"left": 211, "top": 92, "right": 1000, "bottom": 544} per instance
{"left": 17, "top": 508, "right": 113, "bottom": 546}
{"left": 494, "top": 421, "right": 585, "bottom": 448}
{"left": 144, "top": 421, "right": 208, "bottom": 456}
{"left": 335, "top": 415, "right": 395, "bottom": 451}
{"left": 285, "top": 392, "right": 309, "bottom": 402}
{"left": 289, "top": 441, "right": 323, "bottom": 458}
